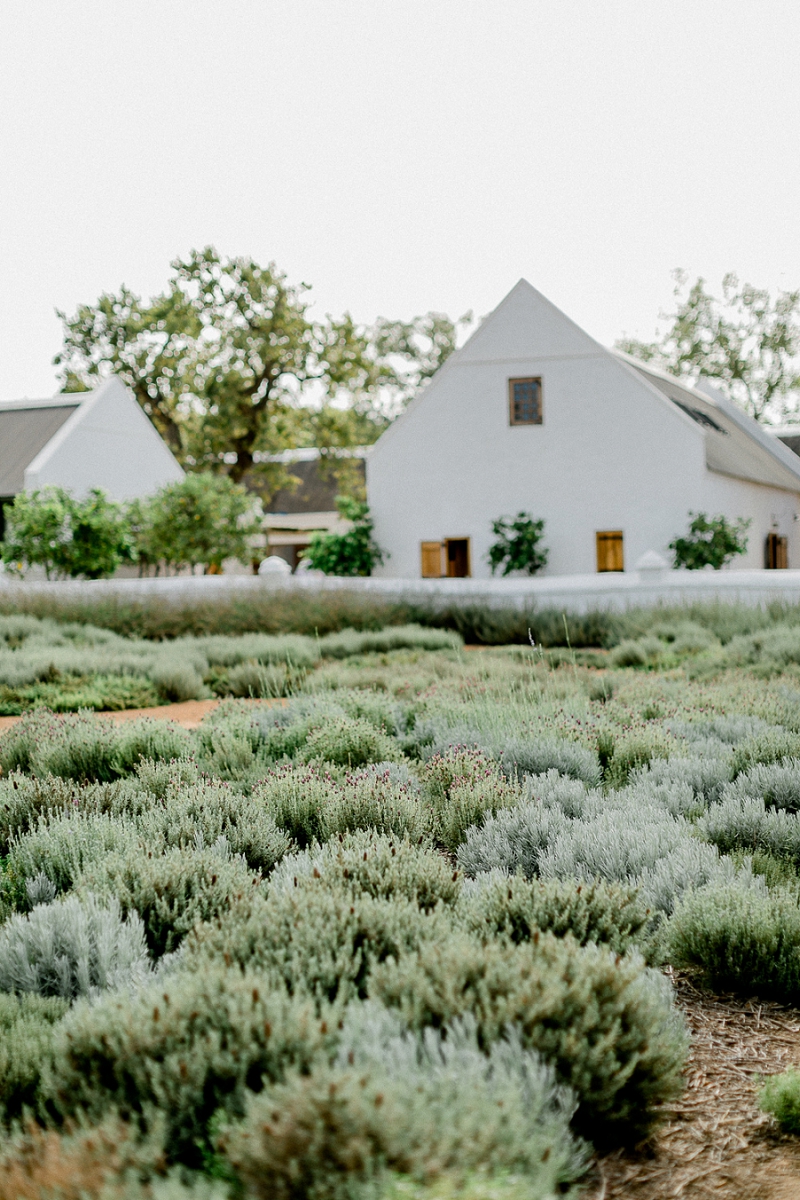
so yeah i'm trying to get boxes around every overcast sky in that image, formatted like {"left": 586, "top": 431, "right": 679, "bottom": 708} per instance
{"left": 2, "top": 0, "right": 799, "bottom": 402}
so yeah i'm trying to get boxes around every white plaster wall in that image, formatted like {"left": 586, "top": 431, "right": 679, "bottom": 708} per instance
{"left": 368, "top": 281, "right": 714, "bottom": 579}
{"left": 698, "top": 472, "right": 800, "bottom": 570}
{"left": 24, "top": 378, "right": 184, "bottom": 501}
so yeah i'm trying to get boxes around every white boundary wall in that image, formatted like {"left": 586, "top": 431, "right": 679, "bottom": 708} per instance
{"left": 5, "top": 569, "right": 800, "bottom": 614}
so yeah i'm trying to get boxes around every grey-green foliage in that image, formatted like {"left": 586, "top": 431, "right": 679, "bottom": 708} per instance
{"left": 45, "top": 965, "right": 338, "bottom": 1165}
{"left": 500, "top": 738, "right": 601, "bottom": 787}
{"left": 701, "top": 794, "right": 800, "bottom": 863}
{"left": 628, "top": 754, "right": 732, "bottom": 809}
{"left": 186, "top": 881, "right": 443, "bottom": 1002}
{"left": 732, "top": 729, "right": 800, "bottom": 776}
{"left": 459, "top": 872, "right": 654, "bottom": 960}
{"left": 0, "top": 893, "right": 150, "bottom": 998}
{"left": 724, "top": 759, "right": 800, "bottom": 813}
{"left": 759, "top": 1067, "right": 800, "bottom": 1134}
{"left": 369, "top": 931, "right": 688, "bottom": 1144}
{"left": 75, "top": 845, "right": 263, "bottom": 957}
{"left": 457, "top": 801, "right": 569, "bottom": 880}
{"left": 302, "top": 716, "right": 403, "bottom": 767}
{"left": 225, "top": 1004, "right": 586, "bottom": 1200}
{"left": 8, "top": 811, "right": 143, "bottom": 896}
{"left": 318, "top": 625, "right": 463, "bottom": 659}
{"left": 0, "top": 992, "right": 68, "bottom": 1124}
{"left": 522, "top": 770, "right": 595, "bottom": 818}
{"left": 0, "top": 709, "right": 192, "bottom": 782}
{"left": 270, "top": 831, "right": 461, "bottom": 912}
{"left": 253, "top": 765, "right": 429, "bottom": 849}
{"left": 668, "top": 881, "right": 800, "bottom": 1000}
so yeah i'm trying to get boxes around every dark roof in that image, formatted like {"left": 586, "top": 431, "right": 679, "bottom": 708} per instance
{"left": 267, "top": 458, "right": 365, "bottom": 513}
{"left": 778, "top": 434, "right": 800, "bottom": 460}
{"left": 0, "top": 404, "right": 80, "bottom": 495}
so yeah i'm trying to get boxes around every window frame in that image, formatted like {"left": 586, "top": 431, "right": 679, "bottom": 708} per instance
{"left": 508, "top": 376, "right": 543, "bottom": 426}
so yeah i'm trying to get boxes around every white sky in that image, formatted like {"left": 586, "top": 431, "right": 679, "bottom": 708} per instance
{"left": 2, "top": 0, "right": 800, "bottom": 403}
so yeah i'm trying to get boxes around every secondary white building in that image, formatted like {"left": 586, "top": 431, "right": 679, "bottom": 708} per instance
{"left": 367, "top": 279, "right": 800, "bottom": 578}
{"left": 0, "top": 376, "right": 184, "bottom": 537}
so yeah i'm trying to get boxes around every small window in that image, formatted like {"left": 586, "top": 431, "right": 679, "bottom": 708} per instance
{"left": 421, "top": 542, "right": 443, "bottom": 578}
{"left": 509, "top": 377, "right": 542, "bottom": 425}
{"left": 596, "top": 531, "right": 624, "bottom": 573}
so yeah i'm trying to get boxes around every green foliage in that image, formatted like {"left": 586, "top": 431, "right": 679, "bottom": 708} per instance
{"left": 731, "top": 730, "right": 800, "bottom": 775}
{"left": 253, "top": 766, "right": 429, "bottom": 849}
{"left": 668, "top": 882, "right": 800, "bottom": 1000}
{"left": 668, "top": 512, "right": 750, "bottom": 570}
{"left": 487, "top": 513, "right": 548, "bottom": 577}
{"left": 0, "top": 992, "right": 69, "bottom": 1125}
{"left": 0, "top": 1118, "right": 229, "bottom": 1200}
{"left": 459, "top": 874, "right": 654, "bottom": 961}
{"left": 760, "top": 1067, "right": 800, "bottom": 1134}
{"left": 56, "top": 247, "right": 462, "bottom": 482}
{"left": 1, "top": 487, "right": 134, "bottom": 579}
{"left": 134, "top": 474, "right": 261, "bottom": 573}
{"left": 0, "top": 710, "right": 192, "bottom": 782}
{"left": 45, "top": 965, "right": 338, "bottom": 1164}
{"left": 271, "top": 831, "right": 461, "bottom": 913}
{"left": 616, "top": 270, "right": 800, "bottom": 423}
{"left": 303, "top": 716, "right": 401, "bottom": 766}
{"left": 303, "top": 498, "right": 386, "bottom": 576}
{"left": 75, "top": 846, "right": 263, "bottom": 957}
{"left": 222, "top": 1011, "right": 585, "bottom": 1200}
{"left": 186, "top": 881, "right": 441, "bottom": 1002}
{"left": 369, "top": 932, "right": 687, "bottom": 1144}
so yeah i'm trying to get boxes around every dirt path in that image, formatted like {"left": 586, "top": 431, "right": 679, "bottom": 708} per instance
{"left": 0, "top": 698, "right": 224, "bottom": 733}
{"left": 588, "top": 972, "right": 800, "bottom": 1199}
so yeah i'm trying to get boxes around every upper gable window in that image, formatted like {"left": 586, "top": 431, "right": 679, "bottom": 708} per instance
{"left": 509, "top": 377, "right": 542, "bottom": 425}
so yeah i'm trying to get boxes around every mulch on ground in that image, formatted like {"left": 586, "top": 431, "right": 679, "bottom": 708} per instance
{"left": 587, "top": 970, "right": 800, "bottom": 1199}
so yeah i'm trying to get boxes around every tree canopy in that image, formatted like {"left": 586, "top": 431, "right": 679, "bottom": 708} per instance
{"left": 616, "top": 271, "right": 800, "bottom": 423}
{"left": 55, "top": 248, "right": 469, "bottom": 496}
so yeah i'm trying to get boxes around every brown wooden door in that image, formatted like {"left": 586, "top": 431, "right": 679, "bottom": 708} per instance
{"left": 420, "top": 542, "right": 443, "bottom": 578}
{"left": 766, "top": 532, "right": 788, "bottom": 569}
{"left": 596, "top": 531, "right": 624, "bottom": 572}
{"left": 445, "top": 538, "right": 470, "bottom": 577}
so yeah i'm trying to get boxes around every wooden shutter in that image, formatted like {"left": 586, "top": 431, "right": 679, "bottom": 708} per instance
{"left": 421, "top": 542, "right": 443, "bottom": 578}
{"left": 596, "top": 531, "right": 624, "bottom": 573}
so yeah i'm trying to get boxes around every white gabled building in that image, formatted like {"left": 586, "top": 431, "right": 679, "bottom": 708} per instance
{"left": 367, "top": 280, "right": 800, "bottom": 579}
{"left": 0, "top": 376, "right": 184, "bottom": 538}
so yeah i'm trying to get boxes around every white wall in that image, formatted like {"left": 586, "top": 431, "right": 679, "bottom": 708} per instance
{"left": 24, "top": 378, "right": 184, "bottom": 501}
{"left": 368, "top": 281, "right": 800, "bottom": 577}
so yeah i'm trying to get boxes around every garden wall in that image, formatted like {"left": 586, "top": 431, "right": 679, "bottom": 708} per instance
{"left": 4, "top": 567, "right": 800, "bottom": 614}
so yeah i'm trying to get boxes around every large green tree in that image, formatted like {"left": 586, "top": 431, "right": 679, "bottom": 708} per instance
{"left": 617, "top": 270, "right": 800, "bottom": 423}
{"left": 55, "top": 248, "right": 468, "bottom": 493}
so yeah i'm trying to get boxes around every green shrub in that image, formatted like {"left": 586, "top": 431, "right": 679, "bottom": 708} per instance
{"left": 732, "top": 730, "right": 800, "bottom": 776}
{"left": 223, "top": 1008, "right": 585, "bottom": 1200}
{"left": 701, "top": 795, "right": 800, "bottom": 863}
{"left": 303, "top": 497, "right": 385, "bottom": 577}
{"left": 459, "top": 874, "right": 654, "bottom": 960}
{"left": 725, "top": 759, "right": 800, "bottom": 813}
{"left": 760, "top": 1067, "right": 800, "bottom": 1134}
{"left": 7, "top": 812, "right": 143, "bottom": 896}
{"left": 667, "top": 882, "right": 800, "bottom": 1000}
{"left": 186, "top": 883, "right": 442, "bottom": 1002}
{"left": 303, "top": 717, "right": 402, "bottom": 767}
{"left": 271, "top": 831, "right": 461, "bottom": 912}
{"left": 0, "top": 710, "right": 193, "bottom": 783}
{"left": 253, "top": 766, "right": 429, "bottom": 849}
{"left": 609, "top": 637, "right": 664, "bottom": 669}
{"left": 150, "top": 661, "right": 208, "bottom": 703}
{"left": 0, "top": 1117, "right": 229, "bottom": 1199}
{"left": 0, "top": 893, "right": 150, "bottom": 998}
{"left": 45, "top": 965, "right": 337, "bottom": 1164}
{"left": 0, "top": 992, "right": 68, "bottom": 1124}
{"left": 487, "top": 513, "right": 549, "bottom": 577}
{"left": 668, "top": 512, "right": 750, "bottom": 571}
{"left": 75, "top": 846, "right": 263, "bottom": 957}
{"left": 318, "top": 625, "right": 463, "bottom": 658}
{"left": 1, "top": 486, "right": 134, "bottom": 580}
{"left": 369, "top": 932, "right": 688, "bottom": 1145}
{"left": 500, "top": 739, "right": 601, "bottom": 787}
